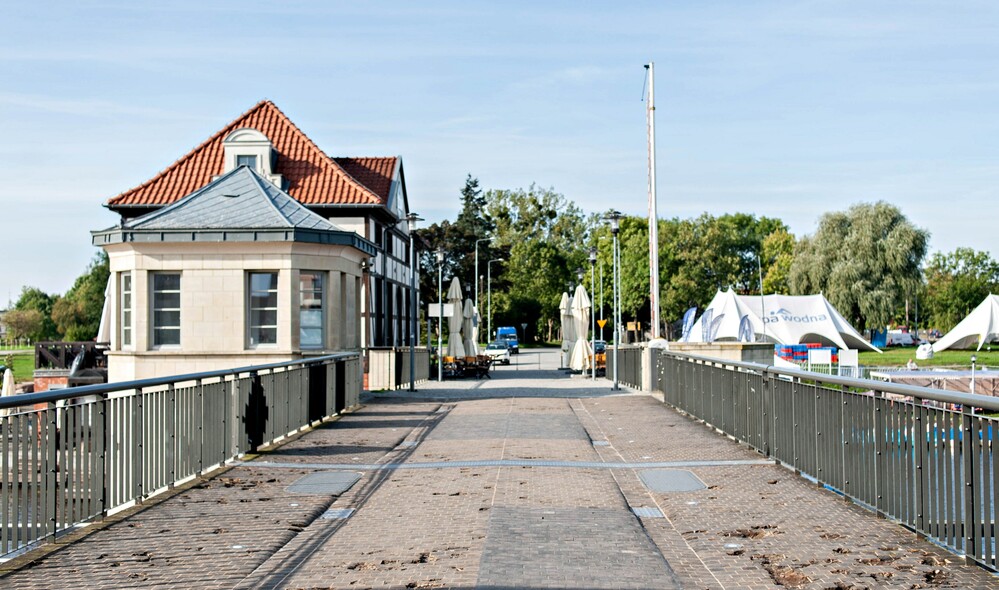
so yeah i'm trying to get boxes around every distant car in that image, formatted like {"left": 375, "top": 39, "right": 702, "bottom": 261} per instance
{"left": 496, "top": 326, "right": 519, "bottom": 354}
{"left": 593, "top": 340, "right": 607, "bottom": 354}
{"left": 886, "top": 331, "right": 916, "bottom": 346}
{"left": 483, "top": 341, "right": 511, "bottom": 365}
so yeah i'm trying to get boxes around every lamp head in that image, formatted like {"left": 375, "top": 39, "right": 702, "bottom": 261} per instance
{"left": 605, "top": 209, "right": 622, "bottom": 234}
{"left": 588, "top": 247, "right": 597, "bottom": 264}
{"left": 972, "top": 354, "right": 977, "bottom": 364}
{"left": 405, "top": 212, "right": 423, "bottom": 232}
{"left": 435, "top": 248, "right": 445, "bottom": 264}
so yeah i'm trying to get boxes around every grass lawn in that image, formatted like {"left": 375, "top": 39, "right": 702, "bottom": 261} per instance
{"left": 859, "top": 347, "right": 999, "bottom": 368}
{"left": 1, "top": 353, "right": 34, "bottom": 383}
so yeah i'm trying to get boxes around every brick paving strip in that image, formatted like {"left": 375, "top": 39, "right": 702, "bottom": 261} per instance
{"left": 1, "top": 354, "right": 998, "bottom": 589}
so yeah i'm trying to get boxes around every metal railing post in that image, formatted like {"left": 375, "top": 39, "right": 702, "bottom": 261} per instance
{"left": 874, "top": 388, "right": 885, "bottom": 518}
{"left": 133, "top": 387, "right": 144, "bottom": 501}
{"left": 962, "top": 404, "right": 976, "bottom": 562}
{"left": 914, "top": 396, "right": 926, "bottom": 534}
{"left": 96, "top": 393, "right": 108, "bottom": 518}
{"left": 166, "top": 383, "right": 176, "bottom": 488}
{"left": 45, "top": 401, "right": 58, "bottom": 541}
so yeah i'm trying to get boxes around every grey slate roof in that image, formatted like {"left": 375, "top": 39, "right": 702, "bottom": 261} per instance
{"left": 91, "top": 166, "right": 377, "bottom": 255}
{"left": 125, "top": 166, "right": 341, "bottom": 231}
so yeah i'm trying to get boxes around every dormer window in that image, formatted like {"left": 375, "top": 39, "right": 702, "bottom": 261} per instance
{"left": 222, "top": 128, "right": 284, "bottom": 188}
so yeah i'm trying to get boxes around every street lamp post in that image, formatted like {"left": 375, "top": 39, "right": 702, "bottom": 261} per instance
{"left": 488, "top": 258, "right": 504, "bottom": 344}
{"left": 405, "top": 213, "right": 422, "bottom": 391}
{"left": 474, "top": 237, "right": 493, "bottom": 342}
{"left": 606, "top": 210, "right": 622, "bottom": 391}
{"left": 589, "top": 247, "right": 597, "bottom": 380}
{"left": 598, "top": 235, "right": 608, "bottom": 325}
{"left": 436, "top": 248, "right": 445, "bottom": 382}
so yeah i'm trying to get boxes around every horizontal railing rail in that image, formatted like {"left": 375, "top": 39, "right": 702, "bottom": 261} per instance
{"left": 0, "top": 352, "right": 361, "bottom": 558}
{"left": 655, "top": 350, "right": 999, "bottom": 571}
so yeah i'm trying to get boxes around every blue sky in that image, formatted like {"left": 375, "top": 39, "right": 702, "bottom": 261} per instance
{"left": 2, "top": 1, "right": 998, "bottom": 303}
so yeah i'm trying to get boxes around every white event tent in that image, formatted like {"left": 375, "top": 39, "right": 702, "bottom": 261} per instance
{"left": 687, "top": 289, "right": 880, "bottom": 353}
{"left": 931, "top": 294, "right": 999, "bottom": 352}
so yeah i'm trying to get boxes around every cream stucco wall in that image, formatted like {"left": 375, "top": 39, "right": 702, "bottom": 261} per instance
{"left": 103, "top": 240, "right": 365, "bottom": 383}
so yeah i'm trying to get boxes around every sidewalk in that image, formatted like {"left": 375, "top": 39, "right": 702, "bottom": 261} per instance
{"left": 1, "top": 350, "right": 996, "bottom": 589}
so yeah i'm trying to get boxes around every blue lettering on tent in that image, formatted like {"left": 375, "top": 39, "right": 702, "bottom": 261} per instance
{"left": 764, "top": 309, "right": 828, "bottom": 324}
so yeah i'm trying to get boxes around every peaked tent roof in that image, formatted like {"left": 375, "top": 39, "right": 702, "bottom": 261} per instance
{"left": 686, "top": 290, "right": 880, "bottom": 352}
{"left": 739, "top": 293, "right": 880, "bottom": 352}
{"left": 932, "top": 294, "right": 999, "bottom": 352}
{"left": 106, "top": 100, "right": 396, "bottom": 209}
{"left": 92, "top": 166, "right": 376, "bottom": 255}
{"left": 686, "top": 288, "right": 760, "bottom": 344}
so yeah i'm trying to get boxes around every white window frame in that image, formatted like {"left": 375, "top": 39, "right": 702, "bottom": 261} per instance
{"left": 120, "top": 271, "right": 133, "bottom": 349}
{"left": 151, "top": 272, "right": 181, "bottom": 348}
{"left": 299, "top": 271, "right": 326, "bottom": 350}
{"left": 236, "top": 154, "right": 257, "bottom": 170}
{"left": 247, "top": 271, "right": 279, "bottom": 348}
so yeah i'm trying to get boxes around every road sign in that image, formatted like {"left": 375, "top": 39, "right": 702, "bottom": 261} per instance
{"left": 427, "top": 303, "right": 455, "bottom": 318}
{"left": 597, "top": 319, "right": 608, "bottom": 329}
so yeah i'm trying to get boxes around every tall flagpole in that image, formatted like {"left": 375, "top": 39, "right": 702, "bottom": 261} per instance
{"left": 646, "top": 61, "right": 660, "bottom": 339}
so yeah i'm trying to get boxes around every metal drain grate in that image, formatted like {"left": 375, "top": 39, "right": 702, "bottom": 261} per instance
{"left": 287, "top": 471, "right": 361, "bottom": 495}
{"left": 320, "top": 508, "right": 355, "bottom": 520}
{"left": 631, "top": 506, "right": 664, "bottom": 518}
{"left": 639, "top": 469, "right": 707, "bottom": 492}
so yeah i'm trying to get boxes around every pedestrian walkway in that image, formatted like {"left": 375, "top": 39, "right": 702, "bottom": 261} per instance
{"left": 2, "top": 350, "right": 996, "bottom": 589}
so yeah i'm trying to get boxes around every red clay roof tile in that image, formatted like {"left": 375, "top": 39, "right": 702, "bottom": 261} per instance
{"left": 106, "top": 101, "right": 394, "bottom": 208}
{"left": 333, "top": 157, "right": 397, "bottom": 202}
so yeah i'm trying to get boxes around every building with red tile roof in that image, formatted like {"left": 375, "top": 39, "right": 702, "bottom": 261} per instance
{"left": 101, "top": 100, "right": 418, "bottom": 350}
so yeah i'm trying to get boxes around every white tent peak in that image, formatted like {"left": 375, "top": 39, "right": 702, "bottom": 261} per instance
{"left": 932, "top": 294, "right": 999, "bottom": 352}
{"left": 688, "top": 289, "right": 880, "bottom": 353}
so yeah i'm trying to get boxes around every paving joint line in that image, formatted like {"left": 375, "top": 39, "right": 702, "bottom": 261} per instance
{"left": 236, "top": 458, "right": 774, "bottom": 471}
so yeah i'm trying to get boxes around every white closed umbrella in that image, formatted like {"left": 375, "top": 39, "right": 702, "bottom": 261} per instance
{"left": 1, "top": 368, "right": 14, "bottom": 418}
{"left": 560, "top": 292, "right": 575, "bottom": 367}
{"left": 462, "top": 299, "right": 478, "bottom": 356}
{"left": 446, "top": 277, "right": 466, "bottom": 358}
{"left": 96, "top": 275, "right": 112, "bottom": 343}
{"left": 569, "top": 284, "right": 592, "bottom": 371}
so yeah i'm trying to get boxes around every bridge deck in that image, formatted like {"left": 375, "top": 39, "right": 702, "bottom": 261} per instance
{"left": 2, "top": 350, "right": 996, "bottom": 589}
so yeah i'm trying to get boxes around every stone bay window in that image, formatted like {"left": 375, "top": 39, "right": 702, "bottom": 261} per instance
{"left": 93, "top": 166, "right": 375, "bottom": 382}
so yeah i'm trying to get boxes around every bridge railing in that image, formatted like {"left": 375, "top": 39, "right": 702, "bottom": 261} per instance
{"left": 367, "top": 347, "right": 430, "bottom": 391}
{"left": 0, "top": 353, "right": 360, "bottom": 558}
{"left": 605, "top": 345, "right": 644, "bottom": 388}
{"left": 656, "top": 350, "right": 999, "bottom": 571}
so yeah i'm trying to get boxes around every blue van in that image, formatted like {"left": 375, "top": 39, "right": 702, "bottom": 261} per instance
{"left": 496, "top": 326, "right": 519, "bottom": 354}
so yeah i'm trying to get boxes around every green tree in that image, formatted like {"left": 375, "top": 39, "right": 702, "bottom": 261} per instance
{"left": 13, "top": 286, "right": 59, "bottom": 341}
{"left": 761, "top": 227, "right": 794, "bottom": 294}
{"left": 484, "top": 185, "right": 591, "bottom": 341}
{"left": 415, "top": 175, "right": 495, "bottom": 306}
{"left": 649, "top": 214, "right": 789, "bottom": 334}
{"left": 1, "top": 308, "right": 44, "bottom": 342}
{"left": 788, "top": 201, "right": 929, "bottom": 330}
{"left": 52, "top": 252, "right": 110, "bottom": 340}
{"left": 922, "top": 248, "right": 999, "bottom": 331}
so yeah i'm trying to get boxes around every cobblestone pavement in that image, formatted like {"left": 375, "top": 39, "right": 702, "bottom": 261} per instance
{"left": 2, "top": 350, "right": 998, "bottom": 589}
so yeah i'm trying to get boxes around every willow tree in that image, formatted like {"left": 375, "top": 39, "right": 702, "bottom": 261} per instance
{"left": 789, "top": 201, "right": 929, "bottom": 330}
